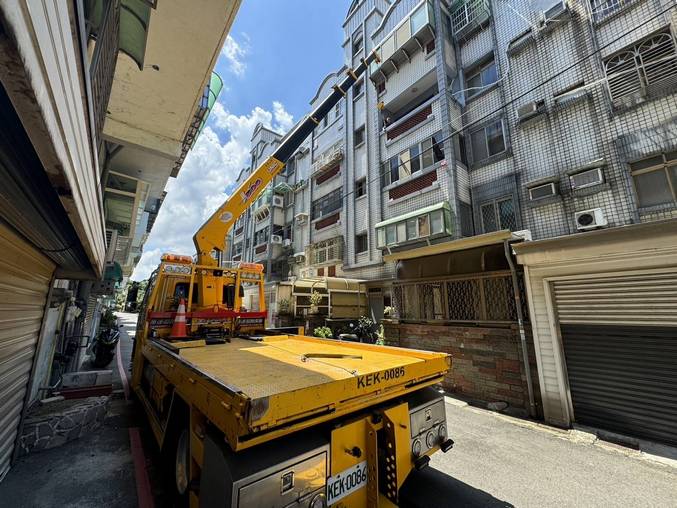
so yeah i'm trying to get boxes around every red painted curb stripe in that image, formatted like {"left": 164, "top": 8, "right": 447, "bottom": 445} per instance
{"left": 116, "top": 333, "right": 130, "bottom": 401}
{"left": 129, "top": 427, "right": 155, "bottom": 508}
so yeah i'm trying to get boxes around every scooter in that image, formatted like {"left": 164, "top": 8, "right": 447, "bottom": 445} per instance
{"left": 91, "top": 323, "right": 121, "bottom": 367}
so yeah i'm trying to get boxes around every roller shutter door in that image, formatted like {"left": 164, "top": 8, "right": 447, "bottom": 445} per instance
{"left": 554, "top": 272, "right": 677, "bottom": 445}
{"left": 0, "top": 224, "right": 54, "bottom": 479}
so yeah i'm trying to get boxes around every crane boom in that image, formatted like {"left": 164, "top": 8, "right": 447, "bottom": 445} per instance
{"left": 193, "top": 50, "right": 380, "bottom": 269}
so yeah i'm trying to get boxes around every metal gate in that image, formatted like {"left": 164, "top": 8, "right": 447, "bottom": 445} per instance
{"left": 0, "top": 224, "right": 54, "bottom": 478}
{"left": 553, "top": 272, "right": 677, "bottom": 445}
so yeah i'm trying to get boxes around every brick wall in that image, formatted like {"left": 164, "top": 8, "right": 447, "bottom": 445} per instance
{"left": 383, "top": 321, "right": 541, "bottom": 413}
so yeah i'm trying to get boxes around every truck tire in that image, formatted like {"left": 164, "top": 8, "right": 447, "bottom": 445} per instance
{"left": 162, "top": 396, "right": 189, "bottom": 506}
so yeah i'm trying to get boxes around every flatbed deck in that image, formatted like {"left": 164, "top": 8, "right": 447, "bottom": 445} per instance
{"left": 142, "top": 334, "right": 449, "bottom": 450}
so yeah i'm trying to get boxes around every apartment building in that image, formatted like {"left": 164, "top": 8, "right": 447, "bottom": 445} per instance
{"left": 229, "top": 0, "right": 677, "bottom": 442}
{"left": 0, "top": 0, "right": 239, "bottom": 478}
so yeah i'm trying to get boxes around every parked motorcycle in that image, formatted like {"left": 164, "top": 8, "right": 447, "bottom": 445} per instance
{"left": 91, "top": 309, "right": 121, "bottom": 367}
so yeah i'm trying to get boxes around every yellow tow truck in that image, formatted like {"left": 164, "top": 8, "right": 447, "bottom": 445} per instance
{"left": 131, "top": 48, "right": 453, "bottom": 507}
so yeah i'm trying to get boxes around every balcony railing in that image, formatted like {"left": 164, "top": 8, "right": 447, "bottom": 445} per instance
{"left": 385, "top": 101, "right": 433, "bottom": 141}
{"left": 89, "top": 0, "right": 120, "bottom": 142}
{"left": 312, "top": 144, "right": 343, "bottom": 176}
{"left": 450, "top": 0, "right": 490, "bottom": 39}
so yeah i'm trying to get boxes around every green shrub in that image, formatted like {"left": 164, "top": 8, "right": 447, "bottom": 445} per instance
{"left": 313, "top": 326, "right": 333, "bottom": 338}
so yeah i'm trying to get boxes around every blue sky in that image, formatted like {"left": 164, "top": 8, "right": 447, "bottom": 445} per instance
{"left": 132, "top": 1, "right": 352, "bottom": 280}
{"left": 216, "top": 0, "right": 350, "bottom": 122}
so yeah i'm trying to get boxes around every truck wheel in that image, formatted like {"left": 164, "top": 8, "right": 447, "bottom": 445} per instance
{"left": 175, "top": 428, "right": 190, "bottom": 496}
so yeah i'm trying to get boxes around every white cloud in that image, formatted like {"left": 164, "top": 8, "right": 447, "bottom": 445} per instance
{"left": 273, "top": 101, "right": 294, "bottom": 132}
{"left": 131, "top": 101, "right": 294, "bottom": 281}
{"left": 221, "top": 34, "right": 248, "bottom": 76}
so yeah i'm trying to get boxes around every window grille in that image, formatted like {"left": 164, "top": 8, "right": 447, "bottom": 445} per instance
{"left": 311, "top": 188, "right": 342, "bottom": 219}
{"left": 392, "top": 272, "right": 528, "bottom": 323}
{"left": 451, "top": 0, "right": 489, "bottom": 35}
{"left": 382, "top": 132, "right": 444, "bottom": 186}
{"left": 480, "top": 197, "right": 516, "bottom": 233}
{"left": 604, "top": 31, "right": 677, "bottom": 104}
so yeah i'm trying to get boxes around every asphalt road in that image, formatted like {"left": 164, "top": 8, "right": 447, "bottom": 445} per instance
{"left": 404, "top": 399, "right": 677, "bottom": 508}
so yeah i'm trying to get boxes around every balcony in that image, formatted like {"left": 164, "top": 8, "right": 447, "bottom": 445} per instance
{"left": 312, "top": 143, "right": 344, "bottom": 177}
{"left": 370, "top": 0, "right": 435, "bottom": 82}
{"left": 450, "top": 0, "right": 490, "bottom": 40}
{"left": 307, "top": 237, "right": 343, "bottom": 266}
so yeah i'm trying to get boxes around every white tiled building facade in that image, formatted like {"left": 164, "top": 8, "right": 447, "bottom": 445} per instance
{"left": 229, "top": 0, "right": 677, "bottom": 285}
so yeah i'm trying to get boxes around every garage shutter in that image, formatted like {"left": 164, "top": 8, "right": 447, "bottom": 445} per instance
{"left": 560, "top": 324, "right": 677, "bottom": 445}
{"left": 0, "top": 224, "right": 55, "bottom": 479}
{"left": 553, "top": 272, "right": 677, "bottom": 445}
{"left": 553, "top": 272, "right": 677, "bottom": 326}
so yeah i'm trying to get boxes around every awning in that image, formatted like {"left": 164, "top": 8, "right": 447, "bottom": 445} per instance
{"left": 103, "top": 261, "right": 123, "bottom": 282}
{"left": 291, "top": 277, "right": 366, "bottom": 291}
{"left": 382, "top": 229, "right": 517, "bottom": 262}
{"left": 85, "top": 0, "right": 152, "bottom": 70}
{"left": 197, "top": 71, "right": 224, "bottom": 137}
{"left": 375, "top": 202, "right": 449, "bottom": 230}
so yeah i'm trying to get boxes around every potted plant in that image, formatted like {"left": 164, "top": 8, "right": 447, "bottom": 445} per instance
{"left": 308, "top": 290, "right": 322, "bottom": 314}
{"left": 277, "top": 298, "right": 291, "bottom": 315}
{"left": 313, "top": 326, "right": 333, "bottom": 338}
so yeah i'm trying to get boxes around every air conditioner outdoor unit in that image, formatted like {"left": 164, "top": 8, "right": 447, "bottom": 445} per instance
{"left": 283, "top": 238, "right": 292, "bottom": 247}
{"left": 544, "top": 0, "right": 568, "bottom": 21}
{"left": 272, "top": 195, "right": 284, "bottom": 208}
{"left": 271, "top": 234, "right": 283, "bottom": 244}
{"left": 295, "top": 213, "right": 308, "bottom": 225}
{"left": 517, "top": 101, "right": 542, "bottom": 121}
{"left": 575, "top": 208, "right": 607, "bottom": 231}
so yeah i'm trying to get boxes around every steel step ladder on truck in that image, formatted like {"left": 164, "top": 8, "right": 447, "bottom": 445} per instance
{"left": 131, "top": 48, "right": 454, "bottom": 507}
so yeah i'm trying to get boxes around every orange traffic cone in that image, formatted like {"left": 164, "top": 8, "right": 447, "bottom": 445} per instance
{"left": 170, "top": 298, "right": 189, "bottom": 339}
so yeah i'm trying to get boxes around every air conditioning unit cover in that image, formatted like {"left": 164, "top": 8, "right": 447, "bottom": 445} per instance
{"left": 295, "top": 213, "right": 308, "bottom": 224}
{"left": 271, "top": 234, "right": 283, "bottom": 244}
{"left": 575, "top": 208, "right": 607, "bottom": 230}
{"left": 544, "top": 0, "right": 568, "bottom": 21}
{"left": 283, "top": 238, "right": 292, "bottom": 247}
{"left": 517, "top": 101, "right": 541, "bottom": 120}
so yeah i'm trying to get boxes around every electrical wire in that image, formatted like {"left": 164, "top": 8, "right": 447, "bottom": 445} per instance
{"left": 267, "top": 2, "right": 677, "bottom": 220}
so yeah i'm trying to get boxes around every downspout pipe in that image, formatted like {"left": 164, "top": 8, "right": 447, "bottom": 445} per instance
{"left": 504, "top": 240, "right": 537, "bottom": 417}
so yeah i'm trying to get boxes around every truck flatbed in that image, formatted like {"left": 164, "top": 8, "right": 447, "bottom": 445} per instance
{"left": 141, "top": 334, "right": 449, "bottom": 450}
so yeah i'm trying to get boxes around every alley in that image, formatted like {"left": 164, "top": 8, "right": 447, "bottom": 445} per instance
{"left": 410, "top": 400, "right": 677, "bottom": 508}
{"left": 0, "top": 313, "right": 148, "bottom": 508}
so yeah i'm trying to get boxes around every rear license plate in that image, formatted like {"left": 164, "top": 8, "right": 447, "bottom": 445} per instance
{"left": 326, "top": 460, "right": 368, "bottom": 505}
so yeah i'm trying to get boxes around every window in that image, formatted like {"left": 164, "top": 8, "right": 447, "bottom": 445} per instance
{"left": 285, "top": 158, "right": 295, "bottom": 177}
{"left": 233, "top": 242, "right": 243, "bottom": 256}
{"left": 383, "top": 132, "right": 444, "bottom": 186}
{"left": 322, "top": 115, "right": 328, "bottom": 128}
{"left": 334, "top": 99, "right": 342, "bottom": 119}
{"left": 328, "top": 265, "right": 336, "bottom": 277}
{"left": 630, "top": 153, "right": 677, "bottom": 208}
{"left": 254, "top": 227, "right": 269, "bottom": 246}
{"left": 376, "top": 205, "right": 451, "bottom": 248}
{"left": 425, "top": 39, "right": 435, "bottom": 54}
{"left": 354, "top": 126, "right": 365, "bottom": 146}
{"left": 591, "top": 0, "right": 637, "bottom": 22}
{"left": 317, "top": 267, "right": 324, "bottom": 276}
{"left": 466, "top": 57, "right": 498, "bottom": 98}
{"left": 376, "top": 81, "right": 386, "bottom": 95}
{"left": 355, "top": 233, "right": 368, "bottom": 253}
{"left": 604, "top": 31, "right": 677, "bottom": 103}
{"left": 355, "top": 178, "right": 367, "bottom": 198}
{"left": 353, "top": 80, "right": 363, "bottom": 98}
{"left": 352, "top": 35, "right": 363, "bottom": 57}
{"left": 471, "top": 119, "right": 506, "bottom": 164}
{"left": 480, "top": 197, "right": 516, "bottom": 233}
{"left": 311, "top": 188, "right": 342, "bottom": 219}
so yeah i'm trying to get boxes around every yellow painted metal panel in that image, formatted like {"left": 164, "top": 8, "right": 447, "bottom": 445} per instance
{"left": 0, "top": 223, "right": 54, "bottom": 478}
